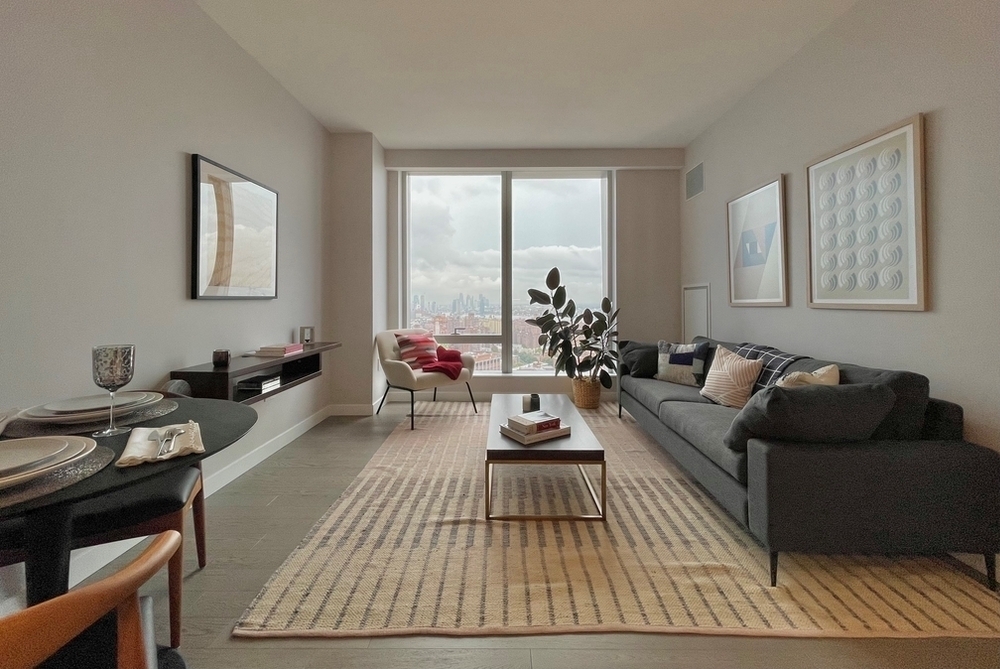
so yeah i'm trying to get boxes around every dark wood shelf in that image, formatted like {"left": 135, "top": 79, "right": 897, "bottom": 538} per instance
{"left": 171, "top": 342, "right": 341, "bottom": 403}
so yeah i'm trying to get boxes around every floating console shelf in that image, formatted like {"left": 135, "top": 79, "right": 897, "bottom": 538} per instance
{"left": 170, "top": 342, "right": 341, "bottom": 404}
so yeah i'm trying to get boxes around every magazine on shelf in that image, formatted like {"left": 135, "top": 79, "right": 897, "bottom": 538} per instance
{"left": 499, "top": 424, "right": 571, "bottom": 445}
{"left": 256, "top": 343, "right": 304, "bottom": 357}
{"left": 506, "top": 410, "right": 561, "bottom": 434}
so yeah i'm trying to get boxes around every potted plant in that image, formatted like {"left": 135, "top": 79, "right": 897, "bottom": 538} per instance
{"left": 526, "top": 267, "right": 619, "bottom": 409}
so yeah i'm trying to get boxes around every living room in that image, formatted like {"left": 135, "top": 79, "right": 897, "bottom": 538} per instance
{"left": 1, "top": 1, "right": 998, "bottom": 667}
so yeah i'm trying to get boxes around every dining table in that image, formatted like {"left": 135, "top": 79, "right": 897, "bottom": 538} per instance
{"left": 0, "top": 397, "right": 257, "bottom": 667}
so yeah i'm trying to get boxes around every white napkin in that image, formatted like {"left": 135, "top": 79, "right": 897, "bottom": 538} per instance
{"left": 0, "top": 408, "right": 20, "bottom": 436}
{"left": 116, "top": 421, "right": 205, "bottom": 467}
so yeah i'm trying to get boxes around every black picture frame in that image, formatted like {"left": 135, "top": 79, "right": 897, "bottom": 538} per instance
{"left": 191, "top": 154, "right": 278, "bottom": 300}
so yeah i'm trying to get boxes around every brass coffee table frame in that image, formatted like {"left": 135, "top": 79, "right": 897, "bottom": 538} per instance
{"left": 484, "top": 459, "right": 606, "bottom": 521}
{"left": 484, "top": 394, "right": 607, "bottom": 522}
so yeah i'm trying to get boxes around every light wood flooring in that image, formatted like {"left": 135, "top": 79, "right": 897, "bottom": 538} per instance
{"left": 87, "top": 403, "right": 1000, "bottom": 668}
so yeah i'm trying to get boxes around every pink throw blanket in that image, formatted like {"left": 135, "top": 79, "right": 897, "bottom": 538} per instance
{"left": 421, "top": 346, "right": 464, "bottom": 380}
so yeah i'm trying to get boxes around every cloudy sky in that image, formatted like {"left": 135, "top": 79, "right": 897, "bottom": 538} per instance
{"left": 409, "top": 175, "right": 605, "bottom": 309}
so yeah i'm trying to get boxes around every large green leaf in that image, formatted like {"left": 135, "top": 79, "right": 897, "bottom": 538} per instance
{"left": 599, "top": 369, "right": 613, "bottom": 388}
{"left": 601, "top": 297, "right": 612, "bottom": 313}
{"left": 545, "top": 267, "right": 561, "bottom": 290}
{"left": 593, "top": 320, "right": 606, "bottom": 336}
{"left": 578, "top": 358, "right": 594, "bottom": 372}
{"left": 528, "top": 289, "right": 551, "bottom": 305}
{"left": 565, "top": 356, "right": 577, "bottom": 378}
{"left": 553, "top": 286, "right": 567, "bottom": 310}
{"left": 541, "top": 319, "right": 556, "bottom": 333}
{"left": 565, "top": 299, "right": 576, "bottom": 319}
{"left": 582, "top": 308, "right": 593, "bottom": 325}
{"left": 538, "top": 334, "right": 547, "bottom": 347}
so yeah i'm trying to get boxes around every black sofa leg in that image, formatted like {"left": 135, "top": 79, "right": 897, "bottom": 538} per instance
{"left": 433, "top": 387, "right": 437, "bottom": 402}
{"left": 986, "top": 553, "right": 996, "bottom": 590}
{"left": 618, "top": 402, "right": 622, "bottom": 418}
{"left": 466, "top": 382, "right": 478, "bottom": 413}
{"left": 376, "top": 385, "right": 390, "bottom": 415}
{"left": 409, "top": 390, "right": 415, "bottom": 430}
{"left": 769, "top": 551, "right": 778, "bottom": 587}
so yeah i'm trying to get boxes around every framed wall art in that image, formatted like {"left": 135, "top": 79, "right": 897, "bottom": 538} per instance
{"left": 806, "top": 115, "right": 926, "bottom": 310}
{"left": 192, "top": 154, "right": 278, "bottom": 299}
{"left": 726, "top": 176, "right": 787, "bottom": 306}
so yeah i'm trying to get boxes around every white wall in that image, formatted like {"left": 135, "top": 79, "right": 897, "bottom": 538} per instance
{"left": 681, "top": 0, "right": 1000, "bottom": 448}
{"left": 616, "top": 170, "right": 683, "bottom": 343}
{"left": 0, "top": 0, "right": 329, "bottom": 610}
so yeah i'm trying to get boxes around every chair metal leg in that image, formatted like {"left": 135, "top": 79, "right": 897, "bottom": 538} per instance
{"left": 410, "top": 390, "right": 415, "bottom": 430}
{"left": 466, "top": 382, "right": 478, "bottom": 413}
{"left": 769, "top": 551, "right": 779, "bottom": 587}
{"left": 376, "top": 385, "right": 390, "bottom": 414}
{"left": 433, "top": 387, "right": 437, "bottom": 402}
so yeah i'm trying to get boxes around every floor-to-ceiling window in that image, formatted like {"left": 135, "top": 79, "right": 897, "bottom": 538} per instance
{"left": 405, "top": 171, "right": 610, "bottom": 374}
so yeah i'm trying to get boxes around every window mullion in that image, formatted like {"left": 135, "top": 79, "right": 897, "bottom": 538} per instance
{"left": 501, "top": 171, "right": 513, "bottom": 374}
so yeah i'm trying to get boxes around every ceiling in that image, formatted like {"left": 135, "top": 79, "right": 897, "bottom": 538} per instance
{"left": 195, "top": 0, "right": 860, "bottom": 149}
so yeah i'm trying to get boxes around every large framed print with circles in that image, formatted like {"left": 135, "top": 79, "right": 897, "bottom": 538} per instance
{"left": 192, "top": 154, "right": 278, "bottom": 299}
{"left": 806, "top": 115, "right": 926, "bottom": 310}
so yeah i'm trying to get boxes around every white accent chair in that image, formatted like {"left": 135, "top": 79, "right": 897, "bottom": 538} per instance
{"left": 374, "top": 328, "right": 477, "bottom": 429}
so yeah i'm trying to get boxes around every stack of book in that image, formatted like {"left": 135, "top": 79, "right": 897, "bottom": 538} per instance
{"left": 499, "top": 410, "right": 571, "bottom": 445}
{"left": 257, "top": 343, "right": 304, "bottom": 357}
{"left": 237, "top": 374, "right": 282, "bottom": 394}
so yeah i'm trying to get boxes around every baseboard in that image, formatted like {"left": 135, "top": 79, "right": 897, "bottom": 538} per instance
{"left": 0, "top": 404, "right": 336, "bottom": 611}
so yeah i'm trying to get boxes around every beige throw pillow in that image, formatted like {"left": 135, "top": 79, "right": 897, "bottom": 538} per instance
{"left": 699, "top": 346, "right": 763, "bottom": 408}
{"left": 775, "top": 364, "right": 840, "bottom": 389}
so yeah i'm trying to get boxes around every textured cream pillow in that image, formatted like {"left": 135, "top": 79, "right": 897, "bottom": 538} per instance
{"left": 776, "top": 364, "right": 840, "bottom": 389}
{"left": 699, "top": 346, "right": 763, "bottom": 408}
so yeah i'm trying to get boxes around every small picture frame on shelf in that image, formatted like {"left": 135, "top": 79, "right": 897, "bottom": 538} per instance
{"left": 299, "top": 326, "right": 314, "bottom": 344}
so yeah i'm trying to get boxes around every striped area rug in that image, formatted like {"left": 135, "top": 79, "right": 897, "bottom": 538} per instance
{"left": 234, "top": 402, "right": 1000, "bottom": 638}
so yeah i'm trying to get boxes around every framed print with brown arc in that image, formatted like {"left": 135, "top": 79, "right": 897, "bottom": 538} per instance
{"left": 807, "top": 115, "right": 926, "bottom": 310}
{"left": 726, "top": 176, "right": 787, "bottom": 306}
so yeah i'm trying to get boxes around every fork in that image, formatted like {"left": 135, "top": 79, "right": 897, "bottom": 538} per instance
{"left": 148, "top": 429, "right": 165, "bottom": 457}
{"left": 162, "top": 428, "right": 186, "bottom": 456}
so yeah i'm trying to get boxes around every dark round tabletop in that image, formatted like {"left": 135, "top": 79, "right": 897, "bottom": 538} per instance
{"left": 0, "top": 398, "right": 258, "bottom": 520}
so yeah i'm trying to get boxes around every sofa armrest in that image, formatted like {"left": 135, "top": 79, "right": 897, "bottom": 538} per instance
{"left": 747, "top": 437, "right": 1000, "bottom": 555}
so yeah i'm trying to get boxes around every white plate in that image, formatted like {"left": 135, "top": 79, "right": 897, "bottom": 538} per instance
{"left": 0, "top": 437, "right": 96, "bottom": 490}
{"left": 18, "top": 393, "right": 163, "bottom": 424}
{"left": 0, "top": 437, "right": 71, "bottom": 476}
{"left": 43, "top": 392, "right": 148, "bottom": 414}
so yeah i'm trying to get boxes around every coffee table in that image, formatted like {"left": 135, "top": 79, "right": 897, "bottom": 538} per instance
{"left": 485, "top": 393, "right": 606, "bottom": 521}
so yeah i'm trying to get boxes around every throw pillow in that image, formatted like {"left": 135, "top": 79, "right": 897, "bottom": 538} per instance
{"left": 395, "top": 333, "right": 438, "bottom": 369}
{"left": 699, "top": 346, "right": 762, "bottom": 408}
{"left": 621, "top": 344, "right": 659, "bottom": 378}
{"left": 655, "top": 341, "right": 710, "bottom": 386}
{"left": 775, "top": 363, "right": 840, "bottom": 389}
{"left": 723, "top": 383, "right": 897, "bottom": 452}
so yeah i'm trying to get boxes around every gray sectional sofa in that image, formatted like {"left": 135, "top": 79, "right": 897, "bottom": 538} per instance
{"left": 618, "top": 336, "right": 1000, "bottom": 588}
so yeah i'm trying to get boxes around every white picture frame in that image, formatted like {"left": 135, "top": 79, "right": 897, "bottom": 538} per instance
{"left": 726, "top": 176, "right": 787, "bottom": 306}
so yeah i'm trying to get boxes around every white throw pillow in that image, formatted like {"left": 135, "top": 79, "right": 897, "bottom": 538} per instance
{"left": 775, "top": 364, "right": 839, "bottom": 389}
{"left": 699, "top": 346, "right": 763, "bottom": 409}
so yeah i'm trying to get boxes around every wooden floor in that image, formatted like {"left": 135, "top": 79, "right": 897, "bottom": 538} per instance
{"left": 87, "top": 403, "right": 1000, "bottom": 668}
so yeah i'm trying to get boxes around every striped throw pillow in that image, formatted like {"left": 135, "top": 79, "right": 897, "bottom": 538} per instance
{"left": 699, "top": 346, "right": 763, "bottom": 408}
{"left": 395, "top": 333, "right": 439, "bottom": 369}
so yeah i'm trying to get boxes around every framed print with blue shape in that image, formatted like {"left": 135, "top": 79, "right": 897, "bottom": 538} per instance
{"left": 726, "top": 176, "right": 787, "bottom": 307}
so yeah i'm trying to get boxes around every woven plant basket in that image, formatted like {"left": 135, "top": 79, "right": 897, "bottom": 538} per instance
{"left": 572, "top": 377, "right": 602, "bottom": 409}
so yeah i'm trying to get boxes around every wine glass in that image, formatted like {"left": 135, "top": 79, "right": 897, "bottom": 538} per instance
{"left": 92, "top": 344, "right": 135, "bottom": 437}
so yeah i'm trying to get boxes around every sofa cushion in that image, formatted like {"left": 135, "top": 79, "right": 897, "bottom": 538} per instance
{"left": 655, "top": 340, "right": 709, "bottom": 386}
{"left": 692, "top": 336, "right": 742, "bottom": 377}
{"left": 620, "top": 342, "right": 659, "bottom": 378}
{"left": 776, "top": 363, "right": 839, "bottom": 388}
{"left": 699, "top": 346, "right": 763, "bottom": 409}
{"left": 621, "top": 376, "right": 712, "bottom": 415}
{"left": 658, "top": 402, "right": 746, "bottom": 483}
{"left": 781, "top": 358, "right": 929, "bottom": 440}
{"left": 723, "top": 383, "right": 897, "bottom": 452}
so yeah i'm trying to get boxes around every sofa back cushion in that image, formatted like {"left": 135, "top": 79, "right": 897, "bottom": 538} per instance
{"left": 724, "top": 383, "right": 897, "bottom": 452}
{"left": 619, "top": 341, "right": 659, "bottom": 378}
{"left": 781, "top": 358, "right": 929, "bottom": 440}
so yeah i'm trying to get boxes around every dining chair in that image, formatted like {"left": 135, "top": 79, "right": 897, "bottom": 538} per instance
{"left": 374, "top": 328, "right": 477, "bottom": 429}
{"left": 0, "top": 530, "right": 181, "bottom": 669}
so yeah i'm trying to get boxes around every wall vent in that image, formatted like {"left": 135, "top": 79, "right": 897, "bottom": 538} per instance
{"left": 685, "top": 162, "right": 704, "bottom": 200}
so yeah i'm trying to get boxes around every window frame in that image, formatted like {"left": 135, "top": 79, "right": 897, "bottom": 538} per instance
{"left": 402, "top": 169, "right": 614, "bottom": 375}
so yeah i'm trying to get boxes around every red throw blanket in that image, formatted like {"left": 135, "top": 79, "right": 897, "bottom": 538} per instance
{"left": 421, "top": 346, "right": 464, "bottom": 380}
